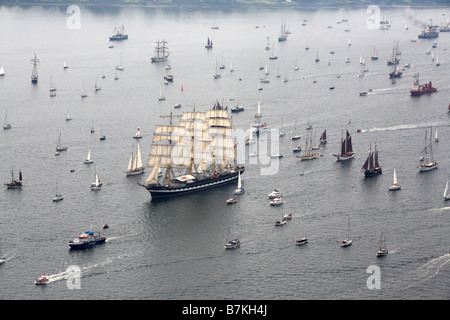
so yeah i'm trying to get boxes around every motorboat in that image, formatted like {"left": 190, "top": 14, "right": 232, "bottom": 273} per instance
{"left": 340, "top": 239, "right": 352, "bottom": 247}
{"left": 52, "top": 194, "right": 63, "bottom": 202}
{"left": 35, "top": 273, "right": 49, "bottom": 285}
{"left": 293, "top": 145, "right": 302, "bottom": 153}
{"left": 224, "top": 239, "right": 240, "bottom": 249}
{"left": 295, "top": 238, "right": 308, "bottom": 245}
{"left": 271, "top": 153, "right": 283, "bottom": 158}
{"left": 68, "top": 231, "right": 106, "bottom": 249}
{"left": 226, "top": 198, "right": 237, "bottom": 204}
{"left": 270, "top": 197, "right": 283, "bottom": 206}
{"left": 283, "top": 213, "right": 293, "bottom": 220}
{"left": 274, "top": 219, "right": 286, "bottom": 226}
{"left": 268, "top": 189, "right": 282, "bottom": 198}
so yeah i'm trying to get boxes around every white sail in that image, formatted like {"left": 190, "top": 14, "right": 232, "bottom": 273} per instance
{"left": 237, "top": 171, "right": 242, "bottom": 189}
{"left": 145, "top": 158, "right": 161, "bottom": 185}
{"left": 444, "top": 181, "right": 449, "bottom": 199}
{"left": 393, "top": 168, "right": 398, "bottom": 185}
{"left": 136, "top": 143, "right": 143, "bottom": 169}
{"left": 127, "top": 154, "right": 133, "bottom": 171}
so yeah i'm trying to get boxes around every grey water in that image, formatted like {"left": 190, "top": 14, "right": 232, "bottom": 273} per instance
{"left": 0, "top": 4, "right": 449, "bottom": 300}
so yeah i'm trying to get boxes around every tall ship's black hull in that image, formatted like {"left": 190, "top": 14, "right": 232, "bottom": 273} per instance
{"left": 364, "top": 168, "right": 382, "bottom": 176}
{"left": 145, "top": 168, "right": 244, "bottom": 200}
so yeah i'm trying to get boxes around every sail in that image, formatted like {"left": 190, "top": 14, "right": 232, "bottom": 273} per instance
{"left": 346, "top": 131, "right": 353, "bottom": 153}
{"left": 237, "top": 171, "right": 242, "bottom": 189}
{"left": 445, "top": 181, "right": 449, "bottom": 197}
{"left": 127, "top": 154, "right": 133, "bottom": 171}
{"left": 393, "top": 168, "right": 398, "bottom": 185}
{"left": 145, "top": 158, "right": 161, "bottom": 185}
{"left": 136, "top": 144, "right": 143, "bottom": 169}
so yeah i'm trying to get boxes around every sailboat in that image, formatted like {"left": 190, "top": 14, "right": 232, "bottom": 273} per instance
{"left": 388, "top": 168, "right": 401, "bottom": 191}
{"left": 255, "top": 100, "right": 262, "bottom": 118}
{"left": 319, "top": 129, "right": 327, "bottom": 145}
{"left": 90, "top": 168, "right": 102, "bottom": 190}
{"left": 81, "top": 82, "right": 87, "bottom": 98}
{"left": 297, "top": 130, "right": 319, "bottom": 160}
{"left": 139, "top": 102, "right": 244, "bottom": 200}
{"left": 436, "top": 54, "right": 440, "bottom": 66}
{"left": 315, "top": 49, "right": 320, "bottom": 62}
{"left": 371, "top": 46, "right": 378, "bottom": 60}
{"left": 125, "top": 144, "right": 145, "bottom": 176}
{"left": 333, "top": 130, "right": 354, "bottom": 161}
{"left": 205, "top": 37, "right": 213, "bottom": 49}
{"left": 418, "top": 127, "right": 438, "bottom": 172}
{"left": 340, "top": 216, "right": 352, "bottom": 247}
{"left": 95, "top": 77, "right": 101, "bottom": 91}
{"left": 278, "top": 18, "right": 288, "bottom": 41}
{"left": 49, "top": 74, "right": 57, "bottom": 92}
{"left": 376, "top": 233, "right": 388, "bottom": 257}
{"left": 125, "top": 143, "right": 145, "bottom": 176}
{"left": 0, "top": 65, "right": 4, "bottom": 76}
{"left": 361, "top": 143, "right": 382, "bottom": 176}
{"left": 4, "top": 168, "right": 22, "bottom": 189}
{"left": 158, "top": 85, "right": 166, "bottom": 101}
{"left": 84, "top": 149, "right": 94, "bottom": 164}
{"left": 31, "top": 53, "right": 39, "bottom": 84}
{"left": 292, "top": 121, "right": 301, "bottom": 140}
{"left": 151, "top": 39, "right": 170, "bottom": 62}
{"left": 233, "top": 171, "right": 245, "bottom": 194}
{"left": 213, "top": 59, "right": 221, "bottom": 79}
{"left": 63, "top": 60, "right": 68, "bottom": 69}
{"left": 269, "top": 42, "right": 278, "bottom": 60}
{"left": 56, "top": 132, "right": 68, "bottom": 152}
{"left": 115, "top": 52, "right": 124, "bottom": 70}
{"left": 133, "top": 126, "right": 143, "bottom": 139}
{"left": 52, "top": 177, "right": 63, "bottom": 202}
{"left": 444, "top": 181, "right": 450, "bottom": 201}
{"left": 3, "top": 109, "right": 11, "bottom": 130}
{"left": 219, "top": 52, "right": 225, "bottom": 69}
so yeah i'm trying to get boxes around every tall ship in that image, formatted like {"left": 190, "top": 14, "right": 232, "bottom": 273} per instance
{"left": 278, "top": 18, "right": 288, "bottom": 42}
{"left": 140, "top": 101, "right": 244, "bottom": 200}
{"left": 361, "top": 143, "right": 382, "bottom": 176}
{"left": 151, "top": 39, "right": 170, "bottom": 63}
{"left": 333, "top": 130, "right": 354, "bottom": 161}
{"left": 387, "top": 41, "right": 400, "bottom": 65}
{"left": 31, "top": 53, "right": 39, "bottom": 84}
{"left": 410, "top": 74, "right": 437, "bottom": 96}
{"left": 418, "top": 26, "right": 439, "bottom": 39}
{"left": 109, "top": 24, "right": 128, "bottom": 41}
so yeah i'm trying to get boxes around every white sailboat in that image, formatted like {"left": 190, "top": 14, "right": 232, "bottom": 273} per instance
{"left": 125, "top": 143, "right": 145, "bottom": 176}
{"left": 52, "top": 176, "right": 63, "bottom": 202}
{"left": 340, "top": 216, "right": 352, "bottom": 247}
{"left": 90, "top": 169, "right": 102, "bottom": 190}
{"left": 444, "top": 181, "right": 450, "bottom": 201}
{"left": 434, "top": 128, "right": 439, "bottom": 142}
{"left": 292, "top": 121, "right": 301, "bottom": 140}
{"left": 115, "top": 52, "right": 124, "bottom": 70}
{"left": 0, "top": 65, "right": 5, "bottom": 76}
{"left": 255, "top": 100, "right": 262, "bottom": 118}
{"left": 95, "top": 76, "right": 101, "bottom": 91}
{"left": 63, "top": 61, "right": 68, "bottom": 69}
{"left": 84, "top": 149, "right": 93, "bottom": 164}
{"left": 388, "top": 168, "right": 401, "bottom": 191}
{"left": 133, "top": 126, "right": 143, "bottom": 139}
{"left": 56, "top": 132, "right": 68, "bottom": 152}
{"left": 158, "top": 85, "right": 166, "bottom": 101}
{"left": 418, "top": 127, "right": 438, "bottom": 172}
{"left": 81, "top": 82, "right": 87, "bottom": 98}
{"left": 233, "top": 170, "right": 245, "bottom": 194}
{"left": 49, "top": 74, "right": 57, "bottom": 92}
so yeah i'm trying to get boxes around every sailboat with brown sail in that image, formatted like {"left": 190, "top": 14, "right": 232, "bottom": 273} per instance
{"left": 333, "top": 130, "right": 354, "bottom": 161}
{"left": 361, "top": 143, "right": 382, "bottom": 176}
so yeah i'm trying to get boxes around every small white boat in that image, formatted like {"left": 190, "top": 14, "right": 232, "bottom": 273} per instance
{"left": 283, "top": 213, "right": 293, "bottom": 220}
{"left": 65, "top": 115, "right": 72, "bottom": 121}
{"left": 84, "top": 149, "right": 93, "bottom": 164}
{"left": 388, "top": 168, "right": 401, "bottom": 191}
{"left": 224, "top": 239, "right": 240, "bottom": 249}
{"left": 279, "top": 131, "right": 286, "bottom": 137}
{"left": 270, "top": 197, "right": 283, "bottom": 206}
{"left": 52, "top": 194, "right": 63, "bottom": 202}
{"left": 133, "top": 127, "right": 143, "bottom": 139}
{"left": 444, "top": 181, "right": 450, "bottom": 201}
{"left": 274, "top": 219, "right": 286, "bottom": 226}
{"left": 295, "top": 238, "right": 308, "bottom": 245}
{"left": 226, "top": 198, "right": 237, "bottom": 204}
{"left": 271, "top": 153, "right": 283, "bottom": 158}
{"left": 268, "top": 189, "right": 282, "bottom": 198}
{"left": 63, "top": 61, "right": 68, "bottom": 69}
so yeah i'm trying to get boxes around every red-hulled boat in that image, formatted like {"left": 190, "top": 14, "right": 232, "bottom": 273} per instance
{"left": 410, "top": 74, "right": 437, "bottom": 96}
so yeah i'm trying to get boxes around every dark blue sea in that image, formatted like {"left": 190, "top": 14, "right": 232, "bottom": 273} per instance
{"left": 0, "top": 4, "right": 449, "bottom": 302}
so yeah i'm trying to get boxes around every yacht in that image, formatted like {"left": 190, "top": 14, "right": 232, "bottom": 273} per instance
{"left": 224, "top": 239, "right": 240, "bottom": 249}
{"left": 295, "top": 238, "right": 308, "bottom": 245}
{"left": 268, "top": 189, "right": 282, "bottom": 198}
{"left": 270, "top": 197, "right": 283, "bottom": 206}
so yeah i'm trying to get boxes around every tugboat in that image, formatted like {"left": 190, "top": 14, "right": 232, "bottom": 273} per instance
{"left": 418, "top": 26, "right": 439, "bottom": 39}
{"left": 35, "top": 273, "right": 49, "bottom": 285}
{"left": 68, "top": 231, "right": 106, "bottom": 249}
{"left": 410, "top": 74, "right": 437, "bottom": 96}
{"left": 109, "top": 24, "right": 128, "bottom": 41}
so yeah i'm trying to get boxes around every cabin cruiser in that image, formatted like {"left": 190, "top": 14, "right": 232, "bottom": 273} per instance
{"left": 226, "top": 198, "right": 237, "bottom": 204}
{"left": 224, "top": 239, "right": 240, "bottom": 249}
{"left": 274, "top": 219, "right": 286, "bottom": 226}
{"left": 268, "top": 190, "right": 282, "bottom": 198}
{"left": 270, "top": 197, "right": 283, "bottom": 206}
{"left": 295, "top": 238, "right": 308, "bottom": 245}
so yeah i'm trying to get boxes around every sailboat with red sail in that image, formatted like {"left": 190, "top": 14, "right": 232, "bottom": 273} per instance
{"left": 333, "top": 130, "right": 354, "bottom": 161}
{"left": 205, "top": 37, "right": 213, "bottom": 49}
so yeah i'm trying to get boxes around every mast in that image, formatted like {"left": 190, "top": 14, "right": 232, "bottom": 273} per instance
{"left": 31, "top": 53, "right": 39, "bottom": 83}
